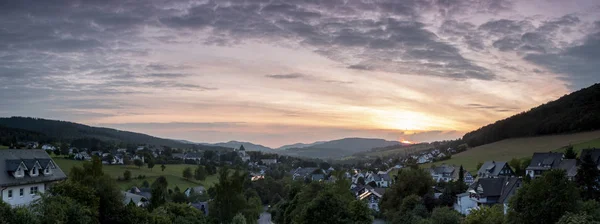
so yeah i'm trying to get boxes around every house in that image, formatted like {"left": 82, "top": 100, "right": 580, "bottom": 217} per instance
{"left": 122, "top": 191, "right": 148, "bottom": 207}
{"left": 358, "top": 187, "right": 385, "bottom": 212}
{"left": 236, "top": 145, "right": 251, "bottom": 162}
{"left": 90, "top": 151, "right": 102, "bottom": 157}
{"left": 74, "top": 152, "right": 92, "bottom": 161}
{"left": 260, "top": 159, "right": 278, "bottom": 165}
{"left": 430, "top": 165, "right": 473, "bottom": 184}
{"left": 417, "top": 154, "right": 433, "bottom": 164}
{"left": 133, "top": 155, "right": 145, "bottom": 163}
{"left": 0, "top": 149, "right": 67, "bottom": 206}
{"left": 184, "top": 153, "right": 202, "bottom": 161}
{"left": 454, "top": 192, "right": 477, "bottom": 215}
{"left": 430, "top": 165, "right": 455, "bottom": 182}
{"left": 41, "top": 144, "right": 55, "bottom": 151}
{"left": 116, "top": 148, "right": 127, "bottom": 153}
{"left": 311, "top": 174, "right": 325, "bottom": 182}
{"left": 526, "top": 152, "right": 576, "bottom": 179}
{"left": 291, "top": 167, "right": 319, "bottom": 180}
{"left": 172, "top": 153, "right": 185, "bottom": 160}
{"left": 467, "top": 177, "right": 522, "bottom": 214}
{"left": 365, "top": 172, "right": 392, "bottom": 187}
{"left": 477, "top": 161, "right": 515, "bottom": 178}
{"left": 184, "top": 186, "right": 206, "bottom": 197}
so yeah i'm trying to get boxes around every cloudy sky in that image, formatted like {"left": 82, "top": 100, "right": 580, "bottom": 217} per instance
{"left": 1, "top": 0, "right": 599, "bottom": 147}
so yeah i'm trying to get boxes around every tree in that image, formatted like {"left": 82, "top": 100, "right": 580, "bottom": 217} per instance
{"left": 464, "top": 204, "right": 505, "bottom": 224}
{"left": 429, "top": 207, "right": 461, "bottom": 224}
{"left": 161, "top": 164, "right": 166, "bottom": 172}
{"left": 458, "top": 165, "right": 465, "bottom": 186}
{"left": 194, "top": 165, "right": 207, "bottom": 181}
{"left": 348, "top": 200, "right": 373, "bottom": 224}
{"left": 133, "top": 159, "right": 143, "bottom": 169}
{"left": 60, "top": 142, "right": 70, "bottom": 156}
{"left": 123, "top": 170, "right": 132, "bottom": 181}
{"left": 380, "top": 168, "right": 433, "bottom": 218}
{"left": 209, "top": 169, "right": 248, "bottom": 223}
{"left": 507, "top": 169, "right": 580, "bottom": 224}
{"left": 142, "top": 180, "right": 150, "bottom": 188}
{"left": 576, "top": 153, "right": 600, "bottom": 201}
{"left": 150, "top": 176, "right": 169, "bottom": 210}
{"left": 295, "top": 190, "right": 351, "bottom": 224}
{"left": 232, "top": 213, "right": 247, "bottom": 224}
{"left": 147, "top": 159, "right": 155, "bottom": 171}
{"left": 557, "top": 212, "right": 600, "bottom": 224}
{"left": 565, "top": 145, "right": 577, "bottom": 159}
{"left": 357, "top": 177, "right": 365, "bottom": 186}
{"left": 509, "top": 158, "right": 523, "bottom": 176}
{"left": 183, "top": 167, "right": 193, "bottom": 180}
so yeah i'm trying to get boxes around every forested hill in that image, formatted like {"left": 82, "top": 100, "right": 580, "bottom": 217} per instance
{"left": 463, "top": 83, "right": 600, "bottom": 147}
{"left": 0, "top": 117, "right": 229, "bottom": 150}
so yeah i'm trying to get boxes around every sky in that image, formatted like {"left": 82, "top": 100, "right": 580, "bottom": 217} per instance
{"left": 1, "top": 0, "right": 599, "bottom": 148}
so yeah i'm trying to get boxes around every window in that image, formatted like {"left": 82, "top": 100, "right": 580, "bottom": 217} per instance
{"left": 19, "top": 188, "right": 23, "bottom": 197}
{"left": 7, "top": 190, "right": 12, "bottom": 199}
{"left": 32, "top": 168, "right": 37, "bottom": 175}
{"left": 30, "top": 186, "right": 38, "bottom": 195}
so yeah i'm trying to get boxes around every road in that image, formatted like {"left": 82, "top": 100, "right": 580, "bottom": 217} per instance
{"left": 258, "top": 212, "right": 273, "bottom": 224}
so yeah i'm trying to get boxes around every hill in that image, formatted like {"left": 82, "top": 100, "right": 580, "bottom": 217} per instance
{"left": 281, "top": 138, "right": 401, "bottom": 159}
{"left": 0, "top": 117, "right": 229, "bottom": 150}
{"left": 277, "top": 141, "right": 326, "bottom": 150}
{"left": 427, "top": 130, "right": 600, "bottom": 173}
{"left": 463, "top": 83, "right": 600, "bottom": 147}
{"left": 204, "top": 141, "right": 274, "bottom": 152}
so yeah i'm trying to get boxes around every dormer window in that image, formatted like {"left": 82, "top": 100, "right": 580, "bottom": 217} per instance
{"left": 44, "top": 168, "right": 52, "bottom": 175}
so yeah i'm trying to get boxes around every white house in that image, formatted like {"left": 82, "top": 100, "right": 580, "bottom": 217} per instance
{"left": 358, "top": 187, "right": 385, "bottom": 212}
{"left": 41, "top": 144, "right": 55, "bottom": 151}
{"left": 184, "top": 186, "right": 206, "bottom": 197}
{"left": 1, "top": 149, "right": 67, "bottom": 207}
{"left": 74, "top": 152, "right": 92, "bottom": 161}
{"left": 454, "top": 192, "right": 477, "bottom": 215}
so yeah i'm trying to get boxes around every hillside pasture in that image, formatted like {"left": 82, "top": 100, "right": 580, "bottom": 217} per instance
{"left": 53, "top": 157, "right": 218, "bottom": 190}
{"left": 425, "top": 131, "right": 600, "bottom": 173}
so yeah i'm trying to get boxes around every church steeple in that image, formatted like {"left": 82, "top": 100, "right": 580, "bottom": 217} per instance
{"left": 239, "top": 145, "right": 246, "bottom": 151}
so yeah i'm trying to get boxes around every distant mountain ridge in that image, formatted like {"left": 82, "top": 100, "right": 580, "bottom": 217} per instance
{"left": 0, "top": 117, "right": 229, "bottom": 150}
{"left": 203, "top": 141, "right": 273, "bottom": 152}
{"left": 277, "top": 141, "right": 326, "bottom": 150}
{"left": 462, "top": 83, "right": 600, "bottom": 147}
{"left": 279, "top": 138, "right": 402, "bottom": 159}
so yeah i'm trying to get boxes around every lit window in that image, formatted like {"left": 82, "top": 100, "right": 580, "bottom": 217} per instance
{"left": 8, "top": 190, "right": 12, "bottom": 198}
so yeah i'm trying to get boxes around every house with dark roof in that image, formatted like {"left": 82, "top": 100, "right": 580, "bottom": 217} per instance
{"left": 430, "top": 164, "right": 474, "bottom": 184}
{"left": 291, "top": 167, "right": 319, "bottom": 181}
{"left": 526, "top": 152, "right": 577, "bottom": 179}
{"left": 358, "top": 186, "right": 386, "bottom": 212}
{"left": 477, "top": 161, "right": 515, "bottom": 178}
{"left": 123, "top": 191, "right": 148, "bottom": 207}
{"left": 467, "top": 177, "right": 522, "bottom": 214}
{"left": 184, "top": 152, "right": 202, "bottom": 161}
{"left": 1, "top": 149, "right": 67, "bottom": 206}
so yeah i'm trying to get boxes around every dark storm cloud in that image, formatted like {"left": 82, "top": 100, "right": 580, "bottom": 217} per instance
{"left": 265, "top": 73, "right": 306, "bottom": 79}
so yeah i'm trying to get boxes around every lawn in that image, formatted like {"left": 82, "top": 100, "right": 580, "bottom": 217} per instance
{"left": 0, "top": 145, "right": 8, "bottom": 149}
{"left": 424, "top": 130, "right": 600, "bottom": 173}
{"left": 53, "top": 157, "right": 219, "bottom": 191}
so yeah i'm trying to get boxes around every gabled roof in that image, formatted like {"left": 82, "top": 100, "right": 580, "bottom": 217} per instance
{"left": 472, "top": 177, "right": 521, "bottom": 199}
{"left": 0, "top": 149, "right": 67, "bottom": 187}
{"left": 431, "top": 164, "right": 455, "bottom": 175}
{"left": 527, "top": 152, "right": 563, "bottom": 170}
{"left": 477, "top": 161, "right": 510, "bottom": 176}
{"left": 123, "top": 191, "right": 147, "bottom": 205}
{"left": 558, "top": 159, "right": 577, "bottom": 177}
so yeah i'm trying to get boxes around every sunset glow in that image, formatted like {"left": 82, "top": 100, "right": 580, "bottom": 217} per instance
{"left": 1, "top": 0, "right": 599, "bottom": 147}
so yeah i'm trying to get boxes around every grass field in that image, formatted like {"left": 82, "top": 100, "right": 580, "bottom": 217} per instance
{"left": 53, "top": 157, "right": 218, "bottom": 191}
{"left": 425, "top": 131, "right": 600, "bottom": 173}
{"left": 0, "top": 145, "right": 8, "bottom": 149}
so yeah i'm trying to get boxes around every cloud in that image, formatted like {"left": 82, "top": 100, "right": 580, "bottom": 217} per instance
{"left": 265, "top": 73, "right": 306, "bottom": 79}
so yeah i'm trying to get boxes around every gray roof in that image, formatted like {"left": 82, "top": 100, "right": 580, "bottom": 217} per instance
{"left": 558, "top": 159, "right": 578, "bottom": 177}
{"left": 292, "top": 167, "right": 319, "bottom": 177}
{"left": 499, "top": 177, "right": 522, "bottom": 203}
{"left": 472, "top": 177, "right": 521, "bottom": 200}
{"left": 311, "top": 174, "right": 325, "bottom": 181}
{"left": 0, "top": 149, "right": 67, "bottom": 187}
{"left": 431, "top": 165, "right": 455, "bottom": 175}
{"left": 123, "top": 191, "right": 148, "bottom": 205}
{"left": 527, "top": 152, "right": 563, "bottom": 170}
{"left": 477, "top": 161, "right": 509, "bottom": 177}
{"left": 379, "top": 173, "right": 391, "bottom": 181}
